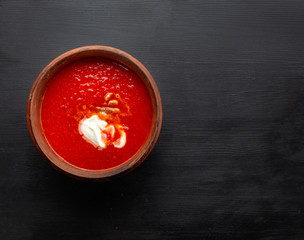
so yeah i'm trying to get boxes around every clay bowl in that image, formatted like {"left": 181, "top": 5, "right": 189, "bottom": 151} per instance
{"left": 27, "top": 46, "right": 162, "bottom": 181}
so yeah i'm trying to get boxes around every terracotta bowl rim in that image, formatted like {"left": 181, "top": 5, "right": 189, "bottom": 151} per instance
{"left": 27, "top": 45, "right": 162, "bottom": 181}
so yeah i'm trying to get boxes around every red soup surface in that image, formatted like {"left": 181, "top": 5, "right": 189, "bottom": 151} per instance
{"left": 41, "top": 57, "right": 153, "bottom": 170}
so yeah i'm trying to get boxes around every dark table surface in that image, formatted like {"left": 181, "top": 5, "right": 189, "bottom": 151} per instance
{"left": 1, "top": 1, "right": 304, "bottom": 239}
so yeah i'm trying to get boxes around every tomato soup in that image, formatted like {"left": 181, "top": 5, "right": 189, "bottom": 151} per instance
{"left": 41, "top": 57, "right": 153, "bottom": 170}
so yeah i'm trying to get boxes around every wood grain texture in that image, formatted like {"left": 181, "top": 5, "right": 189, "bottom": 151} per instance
{"left": 1, "top": 0, "right": 304, "bottom": 239}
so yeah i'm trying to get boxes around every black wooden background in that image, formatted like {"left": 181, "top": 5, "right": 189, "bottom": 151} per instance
{"left": 1, "top": 1, "right": 304, "bottom": 239}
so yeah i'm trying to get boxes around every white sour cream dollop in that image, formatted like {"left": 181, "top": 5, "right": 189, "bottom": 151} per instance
{"left": 79, "top": 115, "right": 126, "bottom": 150}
